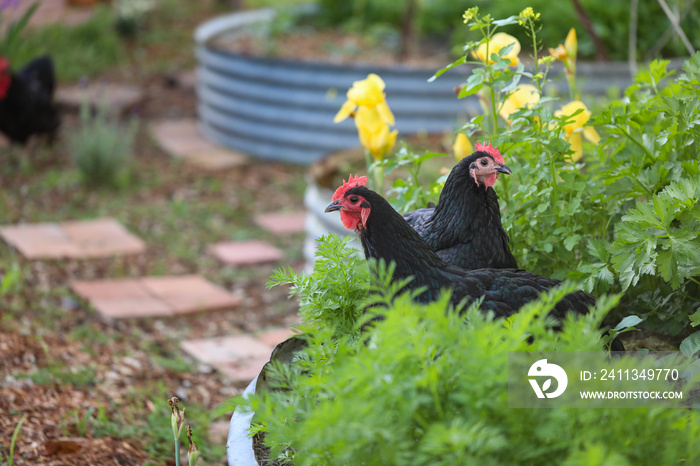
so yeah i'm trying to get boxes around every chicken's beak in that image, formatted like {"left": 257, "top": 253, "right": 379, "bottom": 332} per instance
{"left": 325, "top": 200, "right": 342, "bottom": 213}
{"left": 496, "top": 164, "right": 512, "bottom": 175}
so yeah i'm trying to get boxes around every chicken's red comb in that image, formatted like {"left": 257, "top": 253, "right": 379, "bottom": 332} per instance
{"left": 475, "top": 141, "right": 504, "bottom": 165}
{"left": 332, "top": 174, "right": 368, "bottom": 201}
{"left": 0, "top": 58, "right": 9, "bottom": 72}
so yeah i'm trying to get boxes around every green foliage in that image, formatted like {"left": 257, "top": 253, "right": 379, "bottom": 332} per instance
{"left": 6, "top": 414, "right": 26, "bottom": 466}
{"left": 5, "top": 6, "right": 124, "bottom": 81}
{"left": 0, "top": 1, "right": 39, "bottom": 58}
{"left": 314, "top": 0, "right": 700, "bottom": 60}
{"left": 18, "top": 363, "right": 98, "bottom": 388}
{"left": 0, "top": 262, "right": 21, "bottom": 296}
{"left": 69, "top": 102, "right": 138, "bottom": 189}
{"left": 250, "top": 246, "right": 698, "bottom": 464}
{"left": 680, "top": 331, "right": 700, "bottom": 358}
{"left": 268, "top": 234, "right": 369, "bottom": 337}
{"left": 389, "top": 10, "right": 700, "bottom": 334}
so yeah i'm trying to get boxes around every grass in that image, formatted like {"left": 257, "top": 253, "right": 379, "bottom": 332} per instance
{"left": 8, "top": 415, "right": 26, "bottom": 466}
{"left": 10, "top": 7, "right": 124, "bottom": 82}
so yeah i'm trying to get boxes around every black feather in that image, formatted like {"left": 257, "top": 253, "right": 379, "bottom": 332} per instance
{"left": 349, "top": 186, "right": 599, "bottom": 322}
{"left": 0, "top": 56, "right": 60, "bottom": 144}
{"left": 404, "top": 151, "right": 517, "bottom": 270}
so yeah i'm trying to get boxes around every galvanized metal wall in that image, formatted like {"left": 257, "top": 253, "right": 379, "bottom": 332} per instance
{"left": 195, "top": 10, "right": 645, "bottom": 165}
{"left": 195, "top": 10, "right": 478, "bottom": 165}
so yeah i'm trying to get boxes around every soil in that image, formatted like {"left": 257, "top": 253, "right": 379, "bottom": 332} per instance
{"left": 0, "top": 53, "right": 307, "bottom": 466}
{"left": 211, "top": 24, "right": 452, "bottom": 68}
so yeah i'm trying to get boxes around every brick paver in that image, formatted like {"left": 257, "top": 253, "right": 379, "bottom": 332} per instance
{"left": 141, "top": 275, "right": 241, "bottom": 314}
{"left": 151, "top": 119, "right": 248, "bottom": 170}
{"left": 256, "top": 328, "right": 295, "bottom": 347}
{"left": 71, "top": 276, "right": 240, "bottom": 323}
{"left": 181, "top": 335, "right": 273, "bottom": 365}
{"left": 208, "top": 240, "right": 284, "bottom": 266}
{"left": 60, "top": 218, "right": 145, "bottom": 258}
{"left": 254, "top": 211, "right": 307, "bottom": 235}
{"left": 181, "top": 328, "right": 295, "bottom": 382}
{"left": 0, "top": 218, "right": 145, "bottom": 260}
{"left": 56, "top": 83, "right": 144, "bottom": 115}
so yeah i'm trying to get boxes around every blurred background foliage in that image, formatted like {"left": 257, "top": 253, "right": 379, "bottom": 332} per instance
{"left": 315, "top": 0, "right": 700, "bottom": 61}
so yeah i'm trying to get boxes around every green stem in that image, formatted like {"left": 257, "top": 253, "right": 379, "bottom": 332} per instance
{"left": 364, "top": 150, "right": 375, "bottom": 191}
{"left": 375, "top": 165, "right": 385, "bottom": 196}
{"left": 629, "top": 173, "right": 654, "bottom": 196}
{"left": 618, "top": 125, "right": 655, "bottom": 163}
{"left": 174, "top": 438, "right": 181, "bottom": 466}
{"left": 529, "top": 20, "right": 541, "bottom": 91}
{"left": 566, "top": 68, "right": 577, "bottom": 100}
{"left": 550, "top": 156, "right": 561, "bottom": 227}
{"left": 491, "top": 84, "right": 498, "bottom": 136}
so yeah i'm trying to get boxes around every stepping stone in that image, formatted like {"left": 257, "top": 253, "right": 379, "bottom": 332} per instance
{"left": 70, "top": 275, "right": 240, "bottom": 323}
{"left": 256, "top": 327, "right": 296, "bottom": 347}
{"left": 181, "top": 327, "right": 295, "bottom": 383}
{"left": 60, "top": 218, "right": 145, "bottom": 258}
{"left": 254, "top": 211, "right": 307, "bottom": 236}
{"left": 208, "top": 240, "right": 284, "bottom": 266}
{"left": 140, "top": 275, "right": 240, "bottom": 314}
{"left": 71, "top": 279, "right": 172, "bottom": 320}
{"left": 151, "top": 119, "right": 248, "bottom": 170}
{"left": 182, "top": 335, "right": 273, "bottom": 366}
{"left": 56, "top": 83, "right": 144, "bottom": 115}
{"left": 0, "top": 218, "right": 145, "bottom": 260}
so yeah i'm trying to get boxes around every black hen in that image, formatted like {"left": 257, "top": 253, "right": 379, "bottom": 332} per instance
{"left": 0, "top": 56, "right": 60, "bottom": 144}
{"left": 404, "top": 141, "right": 518, "bottom": 270}
{"left": 325, "top": 185, "right": 625, "bottom": 354}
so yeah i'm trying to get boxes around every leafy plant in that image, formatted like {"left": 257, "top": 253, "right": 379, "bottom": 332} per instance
{"left": 268, "top": 234, "right": 368, "bottom": 337}
{"left": 0, "top": 1, "right": 38, "bottom": 58}
{"left": 6, "top": 414, "right": 26, "bottom": 466}
{"left": 1, "top": 262, "right": 21, "bottom": 295}
{"left": 247, "top": 237, "right": 699, "bottom": 465}
{"left": 389, "top": 9, "right": 699, "bottom": 334}
{"left": 315, "top": 0, "right": 700, "bottom": 61}
{"left": 68, "top": 102, "right": 138, "bottom": 189}
{"left": 5, "top": 5, "right": 124, "bottom": 81}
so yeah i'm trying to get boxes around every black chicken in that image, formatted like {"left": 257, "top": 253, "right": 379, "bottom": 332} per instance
{"left": 0, "top": 56, "right": 60, "bottom": 144}
{"left": 403, "top": 141, "right": 518, "bottom": 270}
{"left": 326, "top": 183, "right": 624, "bottom": 350}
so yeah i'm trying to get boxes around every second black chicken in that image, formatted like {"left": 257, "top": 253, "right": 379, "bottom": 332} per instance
{"left": 0, "top": 55, "right": 60, "bottom": 145}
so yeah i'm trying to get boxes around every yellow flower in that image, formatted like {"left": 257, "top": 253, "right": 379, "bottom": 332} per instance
{"left": 518, "top": 7, "right": 540, "bottom": 24}
{"left": 462, "top": 7, "right": 478, "bottom": 24}
{"left": 355, "top": 106, "right": 398, "bottom": 161}
{"left": 555, "top": 100, "right": 600, "bottom": 162}
{"left": 473, "top": 33, "right": 520, "bottom": 67}
{"left": 549, "top": 28, "right": 577, "bottom": 69}
{"left": 453, "top": 133, "right": 474, "bottom": 161}
{"left": 334, "top": 73, "right": 395, "bottom": 125}
{"left": 499, "top": 84, "right": 540, "bottom": 122}
{"left": 537, "top": 55, "right": 556, "bottom": 66}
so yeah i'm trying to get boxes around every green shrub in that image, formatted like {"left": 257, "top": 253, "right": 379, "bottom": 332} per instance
{"left": 69, "top": 103, "right": 138, "bottom": 189}
{"left": 315, "top": 0, "right": 700, "bottom": 61}
{"left": 7, "top": 7, "right": 124, "bottom": 81}
{"left": 246, "top": 237, "right": 699, "bottom": 465}
{"left": 382, "top": 10, "right": 700, "bottom": 335}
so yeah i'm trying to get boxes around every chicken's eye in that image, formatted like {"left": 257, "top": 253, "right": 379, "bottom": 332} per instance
{"left": 349, "top": 196, "right": 358, "bottom": 203}
{"left": 480, "top": 159, "right": 488, "bottom": 166}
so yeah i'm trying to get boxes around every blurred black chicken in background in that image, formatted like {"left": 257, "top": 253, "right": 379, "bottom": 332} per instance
{"left": 0, "top": 55, "right": 61, "bottom": 145}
